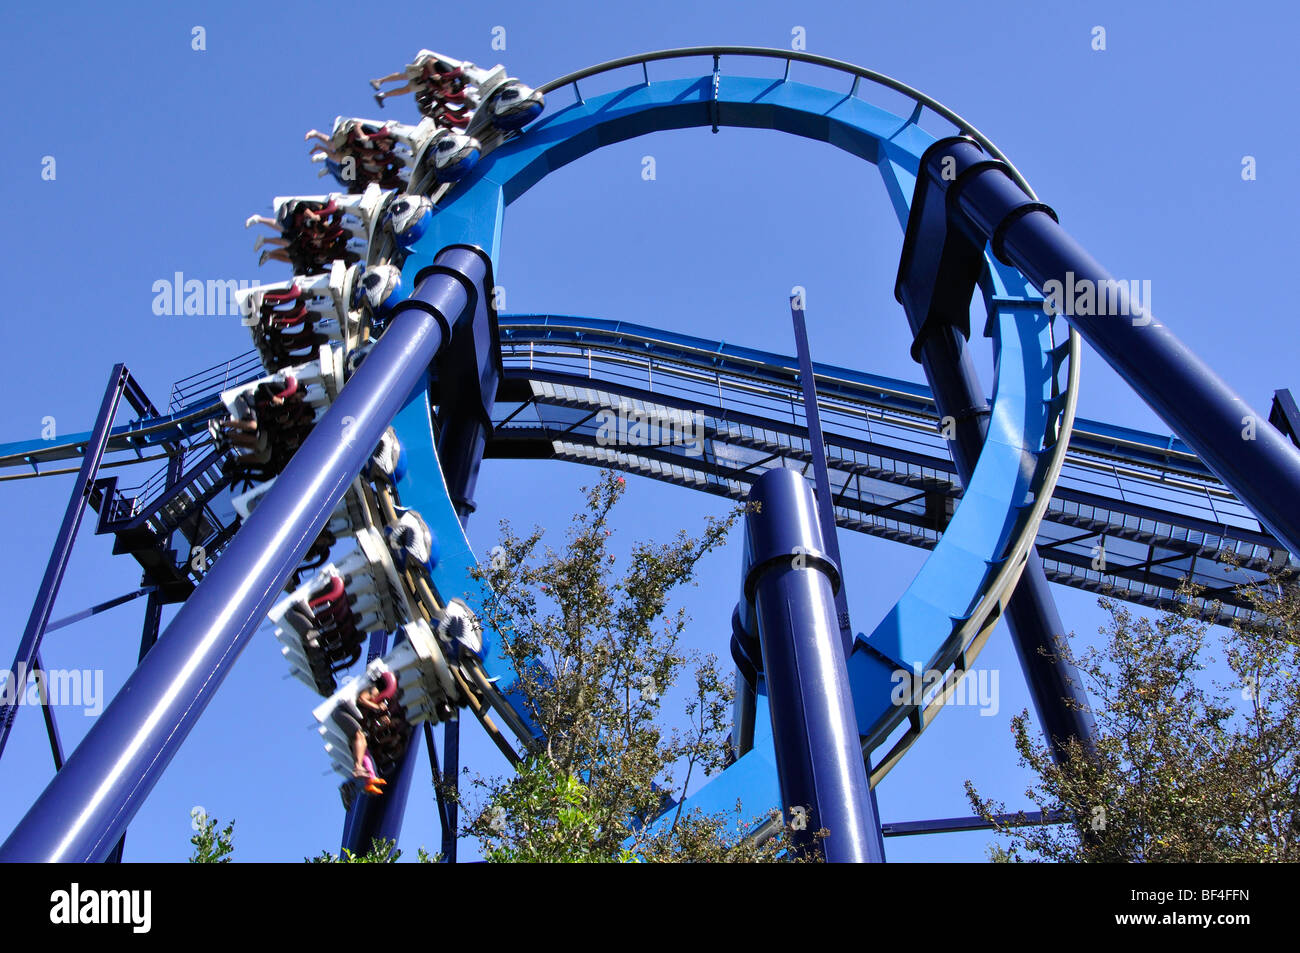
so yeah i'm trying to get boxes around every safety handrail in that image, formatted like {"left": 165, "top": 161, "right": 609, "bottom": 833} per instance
{"left": 498, "top": 318, "right": 1229, "bottom": 484}
{"left": 169, "top": 350, "right": 265, "bottom": 413}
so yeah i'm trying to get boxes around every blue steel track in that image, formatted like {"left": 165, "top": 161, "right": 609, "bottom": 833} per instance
{"left": 1, "top": 48, "right": 1297, "bottom": 861}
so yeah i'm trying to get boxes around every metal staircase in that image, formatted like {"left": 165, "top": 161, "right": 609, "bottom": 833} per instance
{"left": 89, "top": 426, "right": 241, "bottom": 603}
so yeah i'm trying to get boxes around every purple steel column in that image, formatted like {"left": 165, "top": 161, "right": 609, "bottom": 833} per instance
{"left": 0, "top": 247, "right": 486, "bottom": 862}
{"left": 790, "top": 297, "right": 887, "bottom": 860}
{"left": 339, "top": 728, "right": 420, "bottom": 855}
{"left": 440, "top": 717, "right": 461, "bottom": 862}
{"left": 0, "top": 364, "right": 129, "bottom": 762}
{"left": 789, "top": 299, "right": 853, "bottom": 657}
{"left": 341, "top": 411, "right": 491, "bottom": 860}
{"left": 745, "top": 467, "right": 881, "bottom": 862}
{"left": 915, "top": 321, "right": 1097, "bottom": 757}
{"left": 108, "top": 449, "right": 181, "bottom": 864}
{"left": 32, "top": 652, "right": 65, "bottom": 771}
{"left": 423, "top": 722, "right": 454, "bottom": 851}
{"left": 340, "top": 253, "right": 498, "bottom": 861}
{"left": 898, "top": 145, "right": 1101, "bottom": 760}
{"left": 928, "top": 136, "right": 1300, "bottom": 557}
{"left": 431, "top": 405, "right": 494, "bottom": 864}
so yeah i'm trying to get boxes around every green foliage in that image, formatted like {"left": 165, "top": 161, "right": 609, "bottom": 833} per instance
{"left": 478, "top": 758, "right": 613, "bottom": 863}
{"left": 468, "top": 470, "right": 803, "bottom": 862}
{"left": 185, "top": 822, "right": 444, "bottom": 863}
{"left": 306, "top": 837, "right": 442, "bottom": 863}
{"left": 188, "top": 814, "right": 235, "bottom": 863}
{"left": 969, "top": 575, "right": 1300, "bottom": 862}
{"left": 183, "top": 471, "right": 818, "bottom": 862}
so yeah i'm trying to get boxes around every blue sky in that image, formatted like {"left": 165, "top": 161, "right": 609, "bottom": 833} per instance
{"left": 0, "top": 0, "right": 1294, "bottom": 861}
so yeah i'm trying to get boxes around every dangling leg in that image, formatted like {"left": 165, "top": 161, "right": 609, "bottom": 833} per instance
{"left": 362, "top": 753, "right": 386, "bottom": 794}
{"left": 374, "top": 81, "right": 415, "bottom": 108}
{"left": 369, "top": 70, "right": 407, "bottom": 90}
{"left": 351, "top": 733, "right": 369, "bottom": 779}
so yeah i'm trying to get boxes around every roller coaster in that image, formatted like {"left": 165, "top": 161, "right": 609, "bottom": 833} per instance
{"left": 2, "top": 47, "right": 1298, "bottom": 863}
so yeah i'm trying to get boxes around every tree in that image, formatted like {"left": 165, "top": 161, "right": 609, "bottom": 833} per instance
{"left": 189, "top": 814, "right": 236, "bottom": 863}
{"left": 307, "top": 838, "right": 439, "bottom": 863}
{"left": 465, "top": 470, "right": 802, "bottom": 862}
{"left": 186, "top": 814, "right": 444, "bottom": 862}
{"left": 183, "top": 471, "right": 807, "bottom": 862}
{"left": 966, "top": 575, "right": 1300, "bottom": 862}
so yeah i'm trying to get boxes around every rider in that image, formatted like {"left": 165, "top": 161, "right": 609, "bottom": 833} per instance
{"left": 332, "top": 679, "right": 393, "bottom": 796}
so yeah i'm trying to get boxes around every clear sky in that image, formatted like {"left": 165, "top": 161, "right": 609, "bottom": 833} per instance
{"left": 0, "top": 0, "right": 1294, "bottom": 862}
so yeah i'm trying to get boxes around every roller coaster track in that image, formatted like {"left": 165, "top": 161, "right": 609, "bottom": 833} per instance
{"left": 3, "top": 315, "right": 1285, "bottom": 627}
{"left": 487, "top": 315, "right": 1293, "bottom": 625}
{"left": 6, "top": 46, "right": 1299, "bottom": 861}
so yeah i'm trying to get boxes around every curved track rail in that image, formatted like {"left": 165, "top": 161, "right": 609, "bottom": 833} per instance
{"left": 385, "top": 48, "right": 1080, "bottom": 820}
{"left": 4, "top": 47, "right": 1297, "bottom": 861}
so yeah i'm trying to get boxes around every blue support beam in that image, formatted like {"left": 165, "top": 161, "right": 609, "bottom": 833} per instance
{"left": 427, "top": 259, "right": 504, "bottom": 864}
{"left": 105, "top": 450, "right": 181, "bottom": 865}
{"left": 339, "top": 733, "right": 420, "bottom": 856}
{"left": 441, "top": 719, "right": 461, "bottom": 863}
{"left": 912, "top": 321, "right": 1096, "bottom": 757}
{"left": 31, "top": 652, "right": 65, "bottom": 771}
{"left": 789, "top": 299, "right": 853, "bottom": 656}
{"left": 0, "top": 246, "right": 491, "bottom": 862}
{"left": 43, "top": 588, "right": 154, "bottom": 636}
{"left": 881, "top": 810, "right": 1066, "bottom": 837}
{"left": 744, "top": 468, "right": 881, "bottom": 862}
{"left": 789, "top": 298, "right": 887, "bottom": 861}
{"left": 1270, "top": 389, "right": 1300, "bottom": 449}
{"left": 916, "top": 135, "right": 1300, "bottom": 558}
{"left": 337, "top": 634, "right": 393, "bottom": 856}
{"left": 339, "top": 247, "right": 500, "bottom": 861}
{"left": 0, "top": 365, "right": 129, "bottom": 763}
{"left": 897, "top": 162, "right": 1099, "bottom": 760}
{"left": 423, "top": 723, "right": 454, "bottom": 853}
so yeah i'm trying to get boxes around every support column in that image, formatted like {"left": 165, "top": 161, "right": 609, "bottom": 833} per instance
{"left": 789, "top": 297, "right": 887, "bottom": 860}
{"left": 915, "top": 322, "right": 1096, "bottom": 757}
{"left": 745, "top": 467, "right": 881, "bottom": 862}
{"left": 789, "top": 299, "right": 853, "bottom": 656}
{"left": 339, "top": 246, "right": 499, "bottom": 861}
{"left": 922, "top": 136, "right": 1300, "bottom": 558}
{"left": 0, "top": 365, "right": 129, "bottom": 761}
{"left": 0, "top": 247, "right": 488, "bottom": 862}
{"left": 897, "top": 149, "right": 1099, "bottom": 760}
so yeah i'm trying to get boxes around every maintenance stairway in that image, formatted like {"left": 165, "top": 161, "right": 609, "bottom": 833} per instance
{"left": 84, "top": 358, "right": 265, "bottom": 603}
